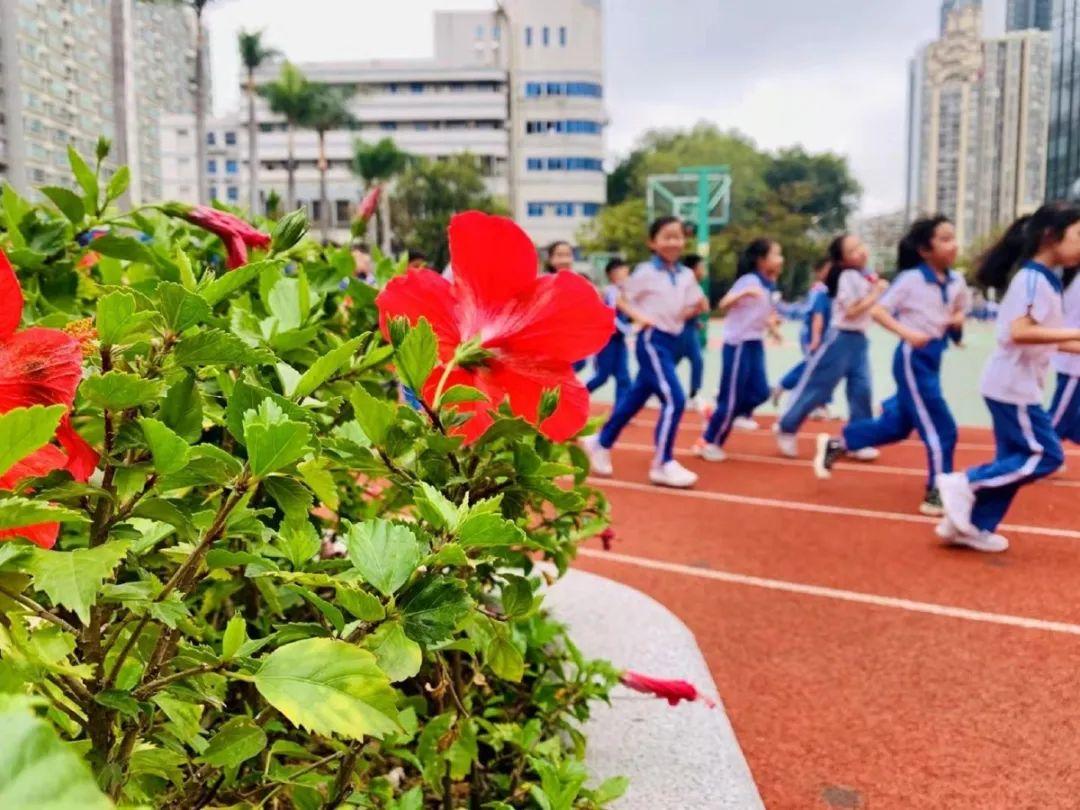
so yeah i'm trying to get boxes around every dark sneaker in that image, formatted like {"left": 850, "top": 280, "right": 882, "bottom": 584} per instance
{"left": 813, "top": 434, "right": 844, "bottom": 479}
{"left": 920, "top": 487, "right": 944, "bottom": 517}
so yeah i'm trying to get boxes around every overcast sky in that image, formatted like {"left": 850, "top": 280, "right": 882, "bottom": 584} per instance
{"left": 206, "top": 0, "right": 1007, "bottom": 216}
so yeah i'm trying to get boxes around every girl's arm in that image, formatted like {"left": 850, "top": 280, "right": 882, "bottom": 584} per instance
{"left": 1009, "top": 315, "right": 1080, "bottom": 345}
{"left": 841, "top": 279, "right": 890, "bottom": 320}
{"left": 1059, "top": 340, "right": 1080, "bottom": 354}
{"left": 807, "top": 312, "right": 825, "bottom": 352}
{"left": 717, "top": 285, "right": 763, "bottom": 315}
{"left": 871, "top": 305, "right": 931, "bottom": 348}
{"left": 615, "top": 294, "right": 654, "bottom": 328}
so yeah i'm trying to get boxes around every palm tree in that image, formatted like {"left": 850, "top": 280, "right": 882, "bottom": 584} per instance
{"left": 260, "top": 62, "right": 313, "bottom": 213}
{"left": 301, "top": 85, "right": 356, "bottom": 242}
{"left": 238, "top": 30, "right": 279, "bottom": 215}
{"left": 350, "top": 137, "right": 410, "bottom": 252}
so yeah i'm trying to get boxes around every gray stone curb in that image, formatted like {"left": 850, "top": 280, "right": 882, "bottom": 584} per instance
{"left": 546, "top": 568, "right": 763, "bottom": 809}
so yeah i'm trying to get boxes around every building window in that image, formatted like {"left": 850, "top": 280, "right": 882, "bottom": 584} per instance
{"left": 224, "top": 131, "right": 237, "bottom": 145}
{"left": 582, "top": 202, "right": 600, "bottom": 217}
{"left": 225, "top": 159, "right": 238, "bottom": 174}
{"left": 207, "top": 132, "right": 216, "bottom": 145}
{"left": 335, "top": 199, "right": 351, "bottom": 224}
{"left": 525, "top": 26, "right": 532, "bottom": 47}
{"left": 450, "top": 81, "right": 465, "bottom": 92}
{"left": 542, "top": 26, "right": 549, "bottom": 46}
{"left": 380, "top": 122, "right": 397, "bottom": 131}
{"left": 209, "top": 186, "right": 218, "bottom": 200}
{"left": 525, "top": 82, "right": 541, "bottom": 97}
{"left": 492, "top": 24, "right": 500, "bottom": 40}
{"left": 208, "top": 158, "right": 217, "bottom": 173}
{"left": 311, "top": 200, "right": 322, "bottom": 221}
{"left": 475, "top": 24, "right": 483, "bottom": 39}
{"left": 527, "top": 202, "right": 544, "bottom": 217}
{"left": 559, "top": 26, "right": 567, "bottom": 46}
{"left": 226, "top": 186, "right": 239, "bottom": 202}
{"left": 555, "top": 202, "right": 574, "bottom": 217}
{"left": 526, "top": 158, "right": 543, "bottom": 170}
{"left": 177, "top": 128, "right": 189, "bottom": 137}
{"left": 387, "top": 83, "right": 398, "bottom": 94}
{"left": 410, "top": 82, "right": 424, "bottom": 94}
{"left": 416, "top": 122, "right": 429, "bottom": 131}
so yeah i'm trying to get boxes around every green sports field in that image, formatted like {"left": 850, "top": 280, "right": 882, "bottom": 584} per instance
{"left": 588, "top": 320, "right": 999, "bottom": 427}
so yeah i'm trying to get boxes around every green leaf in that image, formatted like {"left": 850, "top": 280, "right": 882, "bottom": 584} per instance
{"left": 81, "top": 372, "right": 165, "bottom": 411}
{"left": 139, "top": 418, "right": 189, "bottom": 475}
{"left": 348, "top": 386, "right": 397, "bottom": 446}
{"left": 131, "top": 498, "right": 196, "bottom": 540}
{"left": 414, "top": 483, "right": 459, "bottom": 531}
{"left": 226, "top": 381, "right": 312, "bottom": 444}
{"left": 263, "top": 476, "right": 313, "bottom": 523}
{"left": 0, "top": 704, "right": 112, "bottom": 809}
{"left": 335, "top": 585, "right": 385, "bottom": 622}
{"left": 90, "top": 234, "right": 156, "bottom": 265}
{"left": 293, "top": 336, "right": 364, "bottom": 399}
{"left": 399, "top": 578, "right": 471, "bottom": 646}
{"left": 285, "top": 585, "right": 345, "bottom": 633}
{"left": 274, "top": 522, "right": 321, "bottom": 569}
{"left": 592, "top": 776, "right": 630, "bottom": 804}
{"left": 26, "top": 541, "right": 129, "bottom": 624}
{"left": 253, "top": 638, "right": 399, "bottom": 740}
{"left": 222, "top": 615, "right": 249, "bottom": 659}
{"left": 485, "top": 634, "right": 524, "bottom": 682}
{"left": 447, "top": 718, "right": 478, "bottom": 780}
{"left": 297, "top": 459, "right": 338, "bottom": 511}
{"left": 95, "top": 291, "right": 156, "bottom": 346}
{"left": 396, "top": 318, "right": 438, "bottom": 392}
{"left": 156, "top": 282, "right": 211, "bottom": 332}
{"left": 39, "top": 186, "right": 85, "bottom": 224}
{"left": 500, "top": 575, "right": 534, "bottom": 618}
{"left": 174, "top": 328, "right": 274, "bottom": 367}
{"left": 199, "top": 717, "right": 267, "bottom": 769}
{"left": 105, "top": 165, "right": 130, "bottom": 203}
{"left": 344, "top": 520, "right": 424, "bottom": 598}
{"left": 152, "top": 694, "right": 203, "bottom": 745}
{"left": 416, "top": 711, "right": 455, "bottom": 788}
{"left": 440, "top": 385, "right": 487, "bottom": 405}
{"left": 201, "top": 260, "right": 280, "bottom": 306}
{"left": 0, "top": 497, "right": 88, "bottom": 530}
{"left": 457, "top": 513, "right": 527, "bottom": 549}
{"left": 243, "top": 400, "right": 312, "bottom": 477}
{"left": 366, "top": 620, "right": 421, "bottom": 682}
{"left": 67, "top": 145, "right": 99, "bottom": 212}
{"left": 160, "top": 373, "right": 203, "bottom": 442}
{"left": 0, "top": 405, "right": 65, "bottom": 479}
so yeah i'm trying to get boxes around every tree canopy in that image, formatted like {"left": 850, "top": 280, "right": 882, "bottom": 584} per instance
{"left": 582, "top": 122, "right": 861, "bottom": 299}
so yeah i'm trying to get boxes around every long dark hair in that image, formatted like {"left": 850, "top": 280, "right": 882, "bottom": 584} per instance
{"left": 898, "top": 215, "right": 951, "bottom": 270}
{"left": 736, "top": 238, "right": 776, "bottom": 278}
{"left": 977, "top": 202, "right": 1080, "bottom": 290}
{"left": 544, "top": 240, "right": 572, "bottom": 274}
{"left": 824, "top": 233, "right": 851, "bottom": 298}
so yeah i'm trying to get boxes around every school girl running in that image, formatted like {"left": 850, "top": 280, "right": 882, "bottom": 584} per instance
{"left": 772, "top": 257, "right": 833, "bottom": 416}
{"left": 1049, "top": 268, "right": 1080, "bottom": 446}
{"left": 775, "top": 233, "right": 887, "bottom": 459}
{"left": 936, "top": 202, "right": 1080, "bottom": 552}
{"left": 692, "top": 238, "right": 783, "bottom": 461}
{"left": 586, "top": 258, "right": 634, "bottom": 407}
{"left": 582, "top": 217, "right": 708, "bottom": 488}
{"left": 812, "top": 216, "right": 968, "bottom": 517}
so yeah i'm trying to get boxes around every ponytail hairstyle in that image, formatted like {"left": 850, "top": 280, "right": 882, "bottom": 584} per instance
{"left": 544, "top": 240, "right": 572, "bottom": 274}
{"left": 681, "top": 253, "right": 704, "bottom": 272}
{"left": 736, "top": 238, "right": 776, "bottom": 278}
{"left": 897, "top": 215, "right": 951, "bottom": 271}
{"left": 977, "top": 202, "right": 1080, "bottom": 290}
{"left": 824, "top": 233, "right": 851, "bottom": 298}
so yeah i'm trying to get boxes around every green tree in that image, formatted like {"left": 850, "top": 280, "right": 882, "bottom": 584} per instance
{"left": 577, "top": 199, "right": 649, "bottom": 264}
{"left": 764, "top": 146, "right": 862, "bottom": 232}
{"left": 302, "top": 85, "right": 356, "bottom": 242}
{"left": 238, "top": 30, "right": 279, "bottom": 215}
{"left": 260, "top": 61, "right": 314, "bottom": 212}
{"left": 351, "top": 137, "right": 411, "bottom": 251}
{"left": 391, "top": 154, "right": 505, "bottom": 269}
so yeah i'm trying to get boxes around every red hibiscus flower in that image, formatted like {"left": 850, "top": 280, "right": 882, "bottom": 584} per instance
{"left": 163, "top": 204, "right": 271, "bottom": 270}
{"left": 375, "top": 212, "right": 613, "bottom": 443}
{"left": 0, "top": 249, "right": 98, "bottom": 548}
{"left": 620, "top": 670, "right": 716, "bottom": 708}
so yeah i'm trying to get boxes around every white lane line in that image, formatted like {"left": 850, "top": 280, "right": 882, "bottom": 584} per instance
{"left": 578, "top": 548, "right": 1080, "bottom": 637}
{"left": 618, "top": 415, "right": 1080, "bottom": 458}
{"left": 615, "top": 441, "right": 1080, "bottom": 489}
{"left": 589, "top": 477, "right": 1080, "bottom": 540}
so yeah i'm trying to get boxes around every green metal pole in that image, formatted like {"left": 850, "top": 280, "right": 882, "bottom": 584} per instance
{"left": 696, "top": 169, "right": 710, "bottom": 258}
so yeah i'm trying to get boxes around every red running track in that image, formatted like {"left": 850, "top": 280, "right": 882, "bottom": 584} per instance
{"left": 574, "top": 409, "right": 1080, "bottom": 809}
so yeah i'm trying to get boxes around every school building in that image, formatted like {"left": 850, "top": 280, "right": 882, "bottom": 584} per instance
{"left": 160, "top": 0, "right": 607, "bottom": 247}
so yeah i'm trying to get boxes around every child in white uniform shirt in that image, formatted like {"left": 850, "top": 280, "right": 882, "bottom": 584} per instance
{"left": 1049, "top": 270, "right": 1080, "bottom": 444}
{"left": 937, "top": 203, "right": 1080, "bottom": 552}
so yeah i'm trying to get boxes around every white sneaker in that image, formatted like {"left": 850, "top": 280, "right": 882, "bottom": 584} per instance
{"left": 847, "top": 447, "right": 879, "bottom": 462}
{"left": 948, "top": 530, "right": 1009, "bottom": 553}
{"left": 692, "top": 441, "right": 727, "bottom": 462}
{"left": 581, "top": 435, "right": 613, "bottom": 477}
{"left": 688, "top": 395, "right": 708, "bottom": 414}
{"left": 936, "top": 472, "right": 975, "bottom": 536}
{"left": 775, "top": 432, "right": 799, "bottom": 458}
{"left": 934, "top": 517, "right": 957, "bottom": 541}
{"left": 733, "top": 416, "right": 759, "bottom": 431}
{"left": 649, "top": 460, "right": 698, "bottom": 488}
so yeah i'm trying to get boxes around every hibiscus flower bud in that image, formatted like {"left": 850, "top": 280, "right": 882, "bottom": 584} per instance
{"left": 599, "top": 527, "right": 616, "bottom": 550}
{"left": 271, "top": 208, "right": 309, "bottom": 254}
{"left": 356, "top": 185, "right": 381, "bottom": 225}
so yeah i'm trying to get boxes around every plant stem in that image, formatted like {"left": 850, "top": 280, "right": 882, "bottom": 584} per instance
{"left": 133, "top": 661, "right": 229, "bottom": 700}
{"left": 431, "top": 358, "right": 459, "bottom": 409}
{"left": 0, "top": 583, "right": 80, "bottom": 635}
{"left": 326, "top": 744, "right": 360, "bottom": 809}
